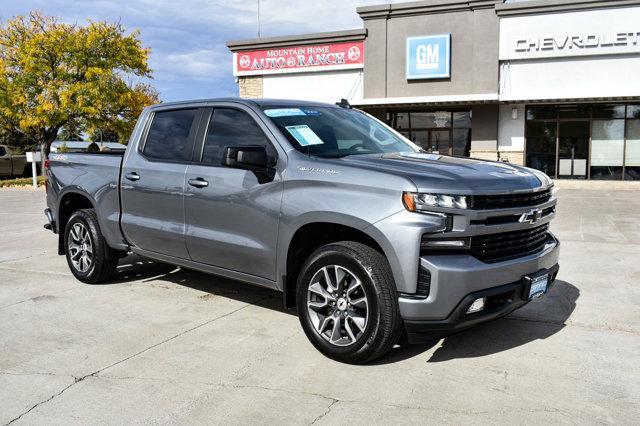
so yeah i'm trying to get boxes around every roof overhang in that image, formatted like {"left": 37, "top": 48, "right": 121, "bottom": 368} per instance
{"left": 227, "top": 29, "right": 366, "bottom": 52}
{"left": 495, "top": 0, "right": 640, "bottom": 17}
{"left": 352, "top": 93, "right": 499, "bottom": 108}
{"left": 498, "top": 96, "right": 640, "bottom": 104}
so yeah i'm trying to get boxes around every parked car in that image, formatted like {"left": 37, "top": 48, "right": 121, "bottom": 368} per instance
{"left": 44, "top": 98, "right": 559, "bottom": 363}
{"left": 0, "top": 144, "right": 37, "bottom": 177}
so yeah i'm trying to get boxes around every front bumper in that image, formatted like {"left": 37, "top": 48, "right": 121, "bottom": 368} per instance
{"left": 398, "top": 235, "right": 560, "bottom": 342}
{"left": 404, "top": 263, "right": 559, "bottom": 343}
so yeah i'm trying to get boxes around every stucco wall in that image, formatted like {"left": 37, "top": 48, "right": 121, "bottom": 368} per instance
{"left": 360, "top": 2, "right": 501, "bottom": 99}
{"left": 262, "top": 70, "right": 363, "bottom": 103}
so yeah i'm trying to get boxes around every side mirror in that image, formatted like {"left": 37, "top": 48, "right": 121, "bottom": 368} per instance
{"left": 223, "top": 146, "right": 270, "bottom": 172}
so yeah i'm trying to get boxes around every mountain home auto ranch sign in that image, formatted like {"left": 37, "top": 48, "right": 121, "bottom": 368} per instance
{"left": 233, "top": 41, "right": 364, "bottom": 76}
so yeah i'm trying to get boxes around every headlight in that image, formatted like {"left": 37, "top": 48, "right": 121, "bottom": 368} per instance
{"left": 403, "top": 192, "right": 468, "bottom": 211}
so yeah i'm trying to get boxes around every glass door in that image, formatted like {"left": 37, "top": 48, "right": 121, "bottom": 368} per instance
{"left": 429, "top": 130, "right": 451, "bottom": 154}
{"left": 557, "top": 121, "right": 589, "bottom": 179}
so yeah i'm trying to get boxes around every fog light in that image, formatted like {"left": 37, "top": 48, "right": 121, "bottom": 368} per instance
{"left": 466, "top": 297, "right": 485, "bottom": 314}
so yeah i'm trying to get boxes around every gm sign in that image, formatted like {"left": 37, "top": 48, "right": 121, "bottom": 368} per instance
{"left": 406, "top": 34, "right": 451, "bottom": 80}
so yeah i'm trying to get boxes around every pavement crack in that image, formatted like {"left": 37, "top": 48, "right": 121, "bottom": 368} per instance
{"left": 5, "top": 378, "right": 77, "bottom": 425}
{"left": 94, "top": 295, "right": 271, "bottom": 376}
{"left": 0, "top": 371, "right": 78, "bottom": 380}
{"left": 3, "top": 296, "right": 269, "bottom": 424}
{"left": 311, "top": 399, "right": 339, "bottom": 424}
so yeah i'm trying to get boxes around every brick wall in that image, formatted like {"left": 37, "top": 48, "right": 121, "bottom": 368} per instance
{"left": 498, "top": 151, "right": 524, "bottom": 166}
{"left": 470, "top": 150, "right": 499, "bottom": 162}
{"left": 470, "top": 150, "right": 524, "bottom": 166}
{"left": 238, "top": 76, "right": 263, "bottom": 98}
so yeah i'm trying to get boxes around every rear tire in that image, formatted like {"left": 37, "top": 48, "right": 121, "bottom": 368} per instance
{"left": 296, "top": 241, "right": 403, "bottom": 364}
{"left": 64, "top": 209, "right": 119, "bottom": 284}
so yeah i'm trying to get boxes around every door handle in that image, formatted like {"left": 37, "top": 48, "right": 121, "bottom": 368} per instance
{"left": 125, "top": 172, "right": 140, "bottom": 181}
{"left": 188, "top": 177, "right": 209, "bottom": 188}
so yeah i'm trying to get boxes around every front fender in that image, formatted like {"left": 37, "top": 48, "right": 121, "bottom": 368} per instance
{"left": 275, "top": 211, "right": 406, "bottom": 293}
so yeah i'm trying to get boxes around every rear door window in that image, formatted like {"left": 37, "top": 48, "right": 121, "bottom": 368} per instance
{"left": 143, "top": 109, "right": 198, "bottom": 161}
{"left": 201, "top": 108, "right": 272, "bottom": 165}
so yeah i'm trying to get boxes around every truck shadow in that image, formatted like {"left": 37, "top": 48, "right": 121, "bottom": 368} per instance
{"left": 378, "top": 280, "right": 580, "bottom": 364}
{"left": 114, "top": 255, "right": 282, "bottom": 305}
{"left": 113, "top": 255, "right": 579, "bottom": 365}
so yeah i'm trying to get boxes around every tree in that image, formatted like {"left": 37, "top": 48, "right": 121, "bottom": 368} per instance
{"left": 88, "top": 82, "right": 159, "bottom": 144}
{"left": 57, "top": 119, "right": 85, "bottom": 141}
{"left": 88, "top": 128, "right": 118, "bottom": 143}
{"left": 0, "top": 12, "right": 159, "bottom": 156}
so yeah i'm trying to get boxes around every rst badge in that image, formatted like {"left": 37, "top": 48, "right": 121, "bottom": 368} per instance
{"left": 406, "top": 34, "right": 451, "bottom": 80}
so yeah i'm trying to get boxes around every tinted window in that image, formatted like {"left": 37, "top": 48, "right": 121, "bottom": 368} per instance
{"left": 202, "top": 108, "right": 271, "bottom": 165}
{"left": 143, "top": 109, "right": 197, "bottom": 161}
{"left": 0, "top": 146, "right": 6, "bottom": 156}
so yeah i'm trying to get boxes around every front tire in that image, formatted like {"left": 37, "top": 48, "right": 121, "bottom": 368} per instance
{"left": 296, "top": 241, "right": 403, "bottom": 364}
{"left": 64, "top": 209, "right": 119, "bottom": 284}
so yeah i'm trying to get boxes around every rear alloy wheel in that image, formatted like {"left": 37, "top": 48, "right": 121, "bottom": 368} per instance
{"left": 297, "top": 241, "right": 403, "bottom": 364}
{"left": 64, "top": 209, "right": 119, "bottom": 284}
{"left": 68, "top": 222, "right": 93, "bottom": 273}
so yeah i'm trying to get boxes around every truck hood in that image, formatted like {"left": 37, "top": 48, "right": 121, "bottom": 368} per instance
{"left": 339, "top": 152, "right": 551, "bottom": 194}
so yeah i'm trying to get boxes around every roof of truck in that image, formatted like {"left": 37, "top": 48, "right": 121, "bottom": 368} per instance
{"left": 146, "top": 98, "right": 342, "bottom": 110}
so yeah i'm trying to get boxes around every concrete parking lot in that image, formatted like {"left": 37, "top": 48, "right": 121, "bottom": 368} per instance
{"left": 0, "top": 187, "right": 639, "bottom": 424}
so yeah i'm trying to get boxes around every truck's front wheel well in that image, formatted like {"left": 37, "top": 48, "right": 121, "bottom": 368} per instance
{"left": 284, "top": 223, "right": 384, "bottom": 308}
{"left": 57, "top": 193, "right": 94, "bottom": 255}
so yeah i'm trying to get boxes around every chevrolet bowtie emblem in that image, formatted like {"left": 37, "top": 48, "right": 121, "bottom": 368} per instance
{"left": 519, "top": 208, "right": 543, "bottom": 224}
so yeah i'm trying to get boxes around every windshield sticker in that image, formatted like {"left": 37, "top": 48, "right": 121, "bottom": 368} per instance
{"left": 286, "top": 125, "right": 324, "bottom": 147}
{"left": 264, "top": 108, "right": 306, "bottom": 117}
{"left": 301, "top": 109, "right": 322, "bottom": 116}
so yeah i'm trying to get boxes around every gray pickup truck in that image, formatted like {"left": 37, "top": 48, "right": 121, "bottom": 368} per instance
{"left": 44, "top": 98, "right": 559, "bottom": 363}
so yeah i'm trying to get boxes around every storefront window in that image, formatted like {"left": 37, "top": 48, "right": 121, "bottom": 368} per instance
{"left": 526, "top": 121, "right": 557, "bottom": 177}
{"left": 389, "top": 110, "right": 471, "bottom": 156}
{"left": 625, "top": 120, "right": 640, "bottom": 180}
{"left": 526, "top": 103, "right": 640, "bottom": 180}
{"left": 393, "top": 112, "right": 410, "bottom": 130}
{"left": 558, "top": 105, "right": 590, "bottom": 119}
{"left": 453, "top": 112, "right": 471, "bottom": 127}
{"left": 627, "top": 105, "right": 640, "bottom": 119}
{"left": 593, "top": 104, "right": 626, "bottom": 119}
{"left": 453, "top": 128, "right": 471, "bottom": 157}
{"left": 527, "top": 106, "right": 557, "bottom": 120}
{"left": 591, "top": 120, "right": 625, "bottom": 180}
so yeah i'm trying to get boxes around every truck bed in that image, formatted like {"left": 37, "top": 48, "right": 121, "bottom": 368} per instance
{"left": 47, "top": 152, "right": 125, "bottom": 250}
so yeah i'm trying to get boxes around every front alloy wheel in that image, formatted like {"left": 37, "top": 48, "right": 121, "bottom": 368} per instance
{"left": 307, "top": 265, "right": 369, "bottom": 346}
{"left": 296, "top": 241, "right": 403, "bottom": 364}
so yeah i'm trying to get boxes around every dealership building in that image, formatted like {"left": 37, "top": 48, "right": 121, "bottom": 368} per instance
{"left": 227, "top": 0, "right": 640, "bottom": 180}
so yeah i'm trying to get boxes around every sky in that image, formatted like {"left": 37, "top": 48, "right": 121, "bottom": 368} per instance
{"left": 1, "top": 0, "right": 528, "bottom": 102}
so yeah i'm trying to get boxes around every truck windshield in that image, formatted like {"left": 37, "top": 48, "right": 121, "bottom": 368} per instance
{"left": 262, "top": 106, "right": 420, "bottom": 158}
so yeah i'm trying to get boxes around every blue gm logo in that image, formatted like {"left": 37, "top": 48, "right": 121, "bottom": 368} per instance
{"left": 406, "top": 34, "right": 451, "bottom": 80}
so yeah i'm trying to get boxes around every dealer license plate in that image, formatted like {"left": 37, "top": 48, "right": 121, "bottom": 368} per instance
{"left": 528, "top": 273, "right": 548, "bottom": 300}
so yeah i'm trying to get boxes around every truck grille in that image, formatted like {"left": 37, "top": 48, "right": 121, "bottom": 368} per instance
{"left": 470, "top": 224, "right": 550, "bottom": 263}
{"left": 470, "top": 188, "right": 551, "bottom": 210}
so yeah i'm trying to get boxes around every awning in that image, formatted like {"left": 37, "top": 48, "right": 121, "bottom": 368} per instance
{"left": 352, "top": 93, "right": 499, "bottom": 108}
